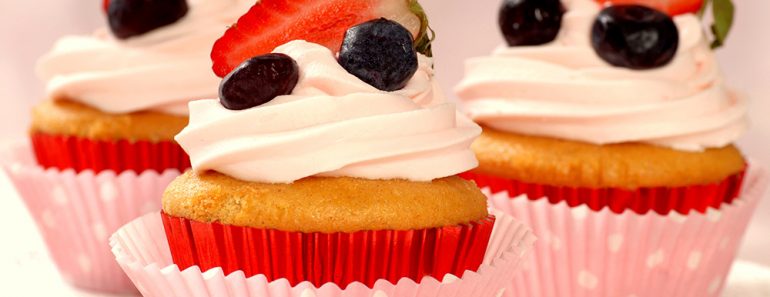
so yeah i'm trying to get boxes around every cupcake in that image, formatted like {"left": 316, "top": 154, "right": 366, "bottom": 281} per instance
{"left": 32, "top": 0, "right": 252, "bottom": 173}
{"left": 111, "top": 1, "right": 535, "bottom": 296}
{"left": 455, "top": 0, "right": 766, "bottom": 296}
{"left": 2, "top": 0, "right": 252, "bottom": 293}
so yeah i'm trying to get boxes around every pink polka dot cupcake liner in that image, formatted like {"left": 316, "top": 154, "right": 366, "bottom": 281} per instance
{"left": 1, "top": 142, "right": 182, "bottom": 293}
{"left": 109, "top": 209, "right": 536, "bottom": 297}
{"left": 484, "top": 165, "right": 768, "bottom": 297}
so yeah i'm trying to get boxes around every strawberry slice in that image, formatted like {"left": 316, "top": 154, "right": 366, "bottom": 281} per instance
{"left": 596, "top": 0, "right": 704, "bottom": 15}
{"left": 211, "top": 0, "right": 431, "bottom": 77}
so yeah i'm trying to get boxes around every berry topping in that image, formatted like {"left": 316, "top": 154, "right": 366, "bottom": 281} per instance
{"left": 211, "top": 0, "right": 432, "bottom": 78}
{"left": 591, "top": 5, "right": 679, "bottom": 70}
{"left": 338, "top": 19, "right": 418, "bottom": 92}
{"left": 499, "top": 0, "right": 565, "bottom": 46}
{"left": 219, "top": 54, "right": 300, "bottom": 110}
{"left": 594, "top": 0, "right": 703, "bottom": 16}
{"left": 107, "top": 0, "right": 189, "bottom": 39}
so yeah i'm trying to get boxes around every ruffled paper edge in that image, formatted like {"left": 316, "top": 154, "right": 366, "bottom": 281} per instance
{"left": 110, "top": 209, "right": 536, "bottom": 296}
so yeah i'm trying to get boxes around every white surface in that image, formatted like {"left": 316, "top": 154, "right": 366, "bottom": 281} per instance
{"left": 725, "top": 261, "right": 770, "bottom": 297}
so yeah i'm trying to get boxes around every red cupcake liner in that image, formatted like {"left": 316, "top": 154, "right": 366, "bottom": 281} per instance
{"left": 30, "top": 132, "right": 190, "bottom": 173}
{"left": 460, "top": 169, "right": 746, "bottom": 215}
{"left": 161, "top": 212, "right": 496, "bottom": 288}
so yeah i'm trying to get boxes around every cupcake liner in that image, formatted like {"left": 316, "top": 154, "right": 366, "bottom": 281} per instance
{"left": 30, "top": 132, "right": 191, "bottom": 173}
{"left": 1, "top": 142, "right": 181, "bottom": 293}
{"left": 484, "top": 165, "right": 767, "bottom": 297}
{"left": 161, "top": 212, "right": 496, "bottom": 288}
{"left": 110, "top": 209, "right": 536, "bottom": 297}
{"left": 460, "top": 168, "right": 746, "bottom": 215}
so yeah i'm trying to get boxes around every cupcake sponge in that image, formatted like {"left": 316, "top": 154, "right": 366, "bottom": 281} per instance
{"left": 473, "top": 127, "right": 745, "bottom": 189}
{"left": 162, "top": 171, "right": 489, "bottom": 233}
{"left": 31, "top": 99, "right": 187, "bottom": 142}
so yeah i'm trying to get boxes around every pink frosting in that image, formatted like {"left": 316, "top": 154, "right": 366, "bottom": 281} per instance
{"left": 176, "top": 41, "right": 481, "bottom": 183}
{"left": 37, "top": 0, "right": 253, "bottom": 116}
{"left": 455, "top": 0, "right": 747, "bottom": 152}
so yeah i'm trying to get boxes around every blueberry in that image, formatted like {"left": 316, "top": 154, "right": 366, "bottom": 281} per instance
{"left": 591, "top": 5, "right": 679, "bottom": 70}
{"left": 108, "top": 0, "right": 189, "bottom": 39}
{"left": 338, "top": 18, "right": 418, "bottom": 92}
{"left": 499, "top": 0, "right": 565, "bottom": 46}
{"left": 219, "top": 53, "right": 299, "bottom": 110}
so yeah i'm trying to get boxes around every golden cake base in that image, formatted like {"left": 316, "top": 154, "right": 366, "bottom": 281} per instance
{"left": 163, "top": 171, "right": 489, "bottom": 233}
{"left": 472, "top": 127, "right": 745, "bottom": 189}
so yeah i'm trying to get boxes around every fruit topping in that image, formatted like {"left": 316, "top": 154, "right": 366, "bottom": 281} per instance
{"left": 499, "top": 0, "right": 565, "bottom": 46}
{"left": 338, "top": 19, "right": 418, "bottom": 92}
{"left": 591, "top": 5, "right": 679, "bottom": 69}
{"left": 107, "top": 0, "right": 189, "bottom": 39}
{"left": 219, "top": 54, "right": 300, "bottom": 110}
{"left": 596, "top": 0, "right": 735, "bottom": 49}
{"left": 211, "top": 0, "right": 432, "bottom": 78}
{"left": 594, "top": 0, "right": 703, "bottom": 16}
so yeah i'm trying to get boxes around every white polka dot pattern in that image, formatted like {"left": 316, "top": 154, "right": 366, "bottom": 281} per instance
{"left": 548, "top": 232, "right": 563, "bottom": 251}
{"left": 646, "top": 250, "right": 665, "bottom": 268}
{"left": 688, "top": 251, "right": 703, "bottom": 270}
{"left": 52, "top": 185, "right": 68, "bottom": 205}
{"left": 496, "top": 288, "right": 506, "bottom": 297}
{"left": 607, "top": 233, "right": 624, "bottom": 253}
{"left": 708, "top": 278, "right": 723, "bottom": 294}
{"left": 99, "top": 182, "right": 118, "bottom": 202}
{"left": 77, "top": 254, "right": 92, "bottom": 273}
{"left": 1, "top": 144, "right": 181, "bottom": 293}
{"left": 92, "top": 223, "right": 108, "bottom": 239}
{"left": 577, "top": 270, "right": 598, "bottom": 289}
{"left": 486, "top": 166, "right": 769, "bottom": 297}
{"left": 41, "top": 209, "right": 56, "bottom": 229}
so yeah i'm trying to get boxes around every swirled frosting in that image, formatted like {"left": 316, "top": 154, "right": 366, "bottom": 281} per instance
{"left": 455, "top": 0, "right": 747, "bottom": 151}
{"left": 176, "top": 41, "right": 481, "bottom": 183}
{"left": 37, "top": 0, "right": 253, "bottom": 116}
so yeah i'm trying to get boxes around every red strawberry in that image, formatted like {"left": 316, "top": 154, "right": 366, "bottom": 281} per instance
{"left": 103, "top": 0, "right": 110, "bottom": 13}
{"left": 596, "top": 0, "right": 704, "bottom": 15}
{"left": 211, "top": 0, "right": 431, "bottom": 77}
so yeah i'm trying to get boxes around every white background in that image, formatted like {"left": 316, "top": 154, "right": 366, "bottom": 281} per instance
{"left": 0, "top": 0, "right": 768, "bottom": 295}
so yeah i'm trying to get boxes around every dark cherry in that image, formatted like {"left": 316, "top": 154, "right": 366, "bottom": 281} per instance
{"left": 339, "top": 18, "right": 418, "bottom": 92}
{"left": 108, "top": 0, "right": 189, "bottom": 39}
{"left": 219, "top": 53, "right": 299, "bottom": 110}
{"left": 591, "top": 5, "right": 679, "bottom": 70}
{"left": 499, "top": 0, "right": 565, "bottom": 46}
